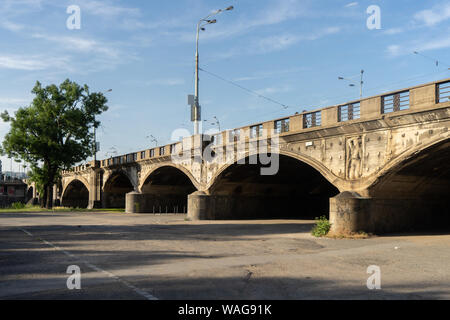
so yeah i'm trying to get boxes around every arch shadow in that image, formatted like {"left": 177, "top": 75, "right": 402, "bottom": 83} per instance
{"left": 366, "top": 137, "right": 450, "bottom": 232}
{"left": 203, "top": 153, "right": 339, "bottom": 220}
{"left": 61, "top": 179, "right": 89, "bottom": 208}
{"left": 136, "top": 165, "right": 197, "bottom": 213}
{"left": 103, "top": 171, "right": 134, "bottom": 209}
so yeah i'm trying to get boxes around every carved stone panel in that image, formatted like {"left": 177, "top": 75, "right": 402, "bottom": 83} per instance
{"left": 346, "top": 135, "right": 364, "bottom": 180}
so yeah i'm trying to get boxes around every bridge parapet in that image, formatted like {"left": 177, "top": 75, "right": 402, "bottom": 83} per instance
{"left": 58, "top": 78, "right": 450, "bottom": 233}
{"left": 63, "top": 78, "right": 450, "bottom": 177}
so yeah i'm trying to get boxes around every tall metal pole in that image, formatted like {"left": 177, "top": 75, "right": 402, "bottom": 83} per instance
{"left": 192, "top": 6, "right": 233, "bottom": 136}
{"left": 93, "top": 121, "right": 97, "bottom": 162}
{"left": 360, "top": 69, "right": 364, "bottom": 99}
{"left": 194, "top": 23, "right": 200, "bottom": 135}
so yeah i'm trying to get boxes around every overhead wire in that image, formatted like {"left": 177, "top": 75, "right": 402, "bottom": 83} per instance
{"left": 198, "top": 65, "right": 450, "bottom": 129}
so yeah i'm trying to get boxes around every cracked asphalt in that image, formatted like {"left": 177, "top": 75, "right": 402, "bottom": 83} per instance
{"left": 0, "top": 211, "right": 449, "bottom": 300}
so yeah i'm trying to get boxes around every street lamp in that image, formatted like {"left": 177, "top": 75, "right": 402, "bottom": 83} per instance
{"left": 146, "top": 134, "right": 158, "bottom": 147}
{"left": 211, "top": 116, "right": 221, "bottom": 131}
{"left": 338, "top": 70, "right": 364, "bottom": 98}
{"left": 192, "top": 5, "right": 234, "bottom": 135}
{"left": 105, "top": 147, "right": 118, "bottom": 159}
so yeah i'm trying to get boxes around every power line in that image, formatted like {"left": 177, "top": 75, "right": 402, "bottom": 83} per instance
{"left": 199, "top": 67, "right": 293, "bottom": 110}
{"left": 227, "top": 69, "right": 450, "bottom": 129}
{"left": 413, "top": 51, "right": 450, "bottom": 68}
{"left": 198, "top": 65, "right": 449, "bottom": 130}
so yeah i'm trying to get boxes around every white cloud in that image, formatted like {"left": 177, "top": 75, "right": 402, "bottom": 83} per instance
{"left": 0, "top": 54, "right": 69, "bottom": 71}
{"left": 211, "top": 25, "right": 340, "bottom": 60}
{"left": 31, "top": 33, "right": 119, "bottom": 58}
{"left": 345, "top": 2, "right": 358, "bottom": 8}
{"left": 414, "top": 3, "right": 450, "bottom": 26}
{"left": 173, "top": 0, "right": 309, "bottom": 43}
{"left": 256, "top": 85, "right": 292, "bottom": 95}
{"left": 252, "top": 26, "right": 340, "bottom": 55}
{"left": 76, "top": 0, "right": 140, "bottom": 18}
{"left": 418, "top": 37, "right": 450, "bottom": 52}
{"left": 25, "top": 33, "right": 136, "bottom": 74}
{"left": 383, "top": 27, "right": 404, "bottom": 35}
{"left": 233, "top": 67, "right": 307, "bottom": 82}
{"left": 145, "top": 79, "right": 185, "bottom": 86}
{"left": 256, "top": 34, "right": 301, "bottom": 52}
{"left": 0, "top": 98, "right": 31, "bottom": 108}
{"left": 386, "top": 35, "right": 450, "bottom": 57}
{"left": 1, "top": 21, "right": 24, "bottom": 32}
{"left": 387, "top": 45, "right": 402, "bottom": 57}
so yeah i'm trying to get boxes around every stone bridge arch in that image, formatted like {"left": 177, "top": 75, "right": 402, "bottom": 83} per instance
{"left": 369, "top": 135, "right": 450, "bottom": 194}
{"left": 190, "top": 151, "right": 340, "bottom": 220}
{"left": 205, "top": 149, "right": 342, "bottom": 192}
{"left": 102, "top": 169, "right": 136, "bottom": 208}
{"left": 138, "top": 162, "right": 201, "bottom": 192}
{"left": 127, "top": 164, "right": 198, "bottom": 214}
{"left": 61, "top": 178, "right": 90, "bottom": 208}
{"left": 330, "top": 136, "right": 450, "bottom": 234}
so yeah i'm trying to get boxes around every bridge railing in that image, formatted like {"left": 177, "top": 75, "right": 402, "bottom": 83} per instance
{"left": 62, "top": 77, "right": 450, "bottom": 174}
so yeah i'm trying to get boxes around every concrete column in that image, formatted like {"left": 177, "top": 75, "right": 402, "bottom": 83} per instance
{"left": 125, "top": 191, "right": 142, "bottom": 213}
{"left": 52, "top": 184, "right": 60, "bottom": 207}
{"left": 31, "top": 183, "right": 39, "bottom": 205}
{"left": 87, "top": 170, "right": 101, "bottom": 209}
{"left": 321, "top": 106, "right": 338, "bottom": 127}
{"left": 126, "top": 192, "right": 189, "bottom": 214}
{"left": 187, "top": 191, "right": 211, "bottom": 220}
{"left": 410, "top": 84, "right": 436, "bottom": 110}
{"left": 360, "top": 96, "right": 381, "bottom": 119}
{"left": 32, "top": 184, "right": 37, "bottom": 198}
{"left": 329, "top": 191, "right": 371, "bottom": 234}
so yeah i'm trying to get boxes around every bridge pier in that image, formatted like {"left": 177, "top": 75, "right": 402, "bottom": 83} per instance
{"left": 187, "top": 191, "right": 329, "bottom": 220}
{"left": 330, "top": 192, "right": 450, "bottom": 234}
{"left": 125, "top": 191, "right": 188, "bottom": 214}
{"left": 187, "top": 191, "right": 210, "bottom": 220}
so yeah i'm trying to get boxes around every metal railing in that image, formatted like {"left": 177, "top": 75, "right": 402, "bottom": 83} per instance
{"left": 382, "top": 90, "right": 410, "bottom": 113}
{"left": 437, "top": 81, "right": 450, "bottom": 103}
{"left": 303, "top": 111, "right": 321, "bottom": 128}
{"left": 250, "top": 124, "right": 263, "bottom": 138}
{"left": 338, "top": 102, "right": 361, "bottom": 122}
{"left": 274, "top": 118, "right": 290, "bottom": 134}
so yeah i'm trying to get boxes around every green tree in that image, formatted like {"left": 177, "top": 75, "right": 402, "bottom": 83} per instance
{"left": 1, "top": 79, "right": 108, "bottom": 208}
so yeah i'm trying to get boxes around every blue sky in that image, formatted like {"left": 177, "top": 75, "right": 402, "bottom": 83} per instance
{"left": 0, "top": 0, "right": 449, "bottom": 171}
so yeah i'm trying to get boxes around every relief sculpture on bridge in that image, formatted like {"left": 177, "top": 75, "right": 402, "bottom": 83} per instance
{"left": 346, "top": 136, "right": 363, "bottom": 180}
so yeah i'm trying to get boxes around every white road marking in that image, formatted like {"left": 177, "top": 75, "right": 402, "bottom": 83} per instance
{"left": 18, "top": 227, "right": 157, "bottom": 300}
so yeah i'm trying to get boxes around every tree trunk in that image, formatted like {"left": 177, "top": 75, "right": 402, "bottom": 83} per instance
{"left": 41, "top": 184, "right": 48, "bottom": 208}
{"left": 46, "top": 171, "right": 55, "bottom": 210}
{"left": 46, "top": 185, "right": 53, "bottom": 209}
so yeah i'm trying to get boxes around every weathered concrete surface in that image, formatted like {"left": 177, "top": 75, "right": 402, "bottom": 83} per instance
{"left": 1, "top": 211, "right": 449, "bottom": 300}
{"left": 54, "top": 78, "right": 450, "bottom": 233}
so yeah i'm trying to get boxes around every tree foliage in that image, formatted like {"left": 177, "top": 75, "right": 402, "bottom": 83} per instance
{"left": 1, "top": 79, "right": 108, "bottom": 208}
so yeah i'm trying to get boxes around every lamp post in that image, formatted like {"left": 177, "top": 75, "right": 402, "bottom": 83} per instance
{"left": 212, "top": 116, "right": 221, "bottom": 131}
{"left": 338, "top": 69, "right": 364, "bottom": 98}
{"left": 193, "top": 5, "right": 233, "bottom": 135}
{"left": 146, "top": 134, "right": 158, "bottom": 147}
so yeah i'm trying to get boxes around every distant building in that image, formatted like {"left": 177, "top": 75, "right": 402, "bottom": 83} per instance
{"left": 2, "top": 171, "right": 28, "bottom": 180}
{"left": 0, "top": 179, "right": 27, "bottom": 207}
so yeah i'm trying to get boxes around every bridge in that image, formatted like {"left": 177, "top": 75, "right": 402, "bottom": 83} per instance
{"left": 54, "top": 78, "right": 450, "bottom": 234}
